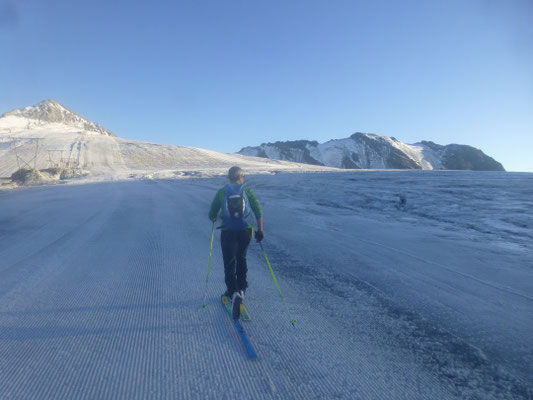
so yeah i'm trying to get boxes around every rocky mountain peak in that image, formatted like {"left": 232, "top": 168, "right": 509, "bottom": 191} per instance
{"left": 1, "top": 99, "right": 115, "bottom": 136}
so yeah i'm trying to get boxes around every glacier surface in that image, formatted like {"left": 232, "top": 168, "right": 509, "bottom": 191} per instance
{"left": 0, "top": 170, "right": 531, "bottom": 399}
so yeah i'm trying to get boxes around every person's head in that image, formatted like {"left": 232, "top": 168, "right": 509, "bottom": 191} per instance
{"left": 228, "top": 166, "right": 244, "bottom": 183}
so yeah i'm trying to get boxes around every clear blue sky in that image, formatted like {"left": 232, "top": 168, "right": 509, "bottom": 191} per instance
{"left": 1, "top": 0, "right": 532, "bottom": 171}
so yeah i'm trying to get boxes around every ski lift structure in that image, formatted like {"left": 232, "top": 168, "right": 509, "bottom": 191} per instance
{"left": 46, "top": 150, "right": 77, "bottom": 169}
{"left": 61, "top": 155, "right": 77, "bottom": 169}
{"left": 46, "top": 150, "right": 66, "bottom": 169}
{"left": 9, "top": 137, "right": 45, "bottom": 170}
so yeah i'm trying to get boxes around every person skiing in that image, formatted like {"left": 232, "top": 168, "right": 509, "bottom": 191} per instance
{"left": 208, "top": 166, "right": 264, "bottom": 319}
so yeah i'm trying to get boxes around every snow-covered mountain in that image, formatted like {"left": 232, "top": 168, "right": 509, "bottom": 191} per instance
{"left": 1, "top": 99, "right": 115, "bottom": 137}
{"left": 238, "top": 133, "right": 505, "bottom": 171}
{"left": 0, "top": 100, "right": 334, "bottom": 183}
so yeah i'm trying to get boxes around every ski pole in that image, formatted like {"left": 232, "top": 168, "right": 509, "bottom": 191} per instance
{"left": 259, "top": 242, "right": 296, "bottom": 326}
{"left": 202, "top": 222, "right": 215, "bottom": 308}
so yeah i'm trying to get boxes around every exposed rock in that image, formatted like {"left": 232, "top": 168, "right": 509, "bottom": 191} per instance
{"left": 9, "top": 167, "right": 89, "bottom": 186}
{"left": 10, "top": 169, "right": 49, "bottom": 185}
{"left": 442, "top": 145, "right": 505, "bottom": 171}
{"left": 60, "top": 168, "right": 88, "bottom": 180}
{"left": 239, "top": 133, "right": 505, "bottom": 171}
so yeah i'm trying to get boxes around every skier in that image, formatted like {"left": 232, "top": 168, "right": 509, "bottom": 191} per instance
{"left": 208, "top": 166, "right": 264, "bottom": 319}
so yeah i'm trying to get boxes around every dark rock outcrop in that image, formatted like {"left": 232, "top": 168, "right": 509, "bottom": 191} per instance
{"left": 442, "top": 145, "right": 505, "bottom": 171}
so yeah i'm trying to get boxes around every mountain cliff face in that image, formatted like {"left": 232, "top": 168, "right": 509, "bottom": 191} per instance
{"left": 238, "top": 133, "right": 505, "bottom": 171}
{"left": 1, "top": 99, "right": 115, "bottom": 136}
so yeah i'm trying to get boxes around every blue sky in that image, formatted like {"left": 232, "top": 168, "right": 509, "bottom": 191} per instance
{"left": 1, "top": 0, "right": 532, "bottom": 171}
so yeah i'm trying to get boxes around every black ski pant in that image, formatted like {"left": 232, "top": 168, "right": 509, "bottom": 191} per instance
{"left": 221, "top": 228, "right": 252, "bottom": 296}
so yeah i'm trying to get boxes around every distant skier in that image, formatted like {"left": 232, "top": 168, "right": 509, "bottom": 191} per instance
{"left": 208, "top": 166, "right": 264, "bottom": 319}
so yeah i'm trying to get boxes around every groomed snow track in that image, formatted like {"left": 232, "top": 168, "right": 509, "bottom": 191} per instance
{"left": 0, "top": 174, "right": 531, "bottom": 399}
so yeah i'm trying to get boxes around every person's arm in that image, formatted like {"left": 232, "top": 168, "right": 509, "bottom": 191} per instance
{"left": 208, "top": 188, "right": 224, "bottom": 221}
{"left": 254, "top": 216, "right": 264, "bottom": 242}
{"left": 245, "top": 187, "right": 263, "bottom": 224}
{"left": 245, "top": 187, "right": 264, "bottom": 241}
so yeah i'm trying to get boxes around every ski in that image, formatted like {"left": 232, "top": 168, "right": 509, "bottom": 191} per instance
{"left": 221, "top": 295, "right": 258, "bottom": 359}
{"left": 240, "top": 303, "right": 251, "bottom": 321}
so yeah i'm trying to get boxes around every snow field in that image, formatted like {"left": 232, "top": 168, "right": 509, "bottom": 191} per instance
{"left": 249, "top": 171, "right": 532, "bottom": 398}
{"left": 0, "top": 171, "right": 531, "bottom": 399}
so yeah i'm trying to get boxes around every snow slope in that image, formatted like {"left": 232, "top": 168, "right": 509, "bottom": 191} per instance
{"left": 0, "top": 171, "right": 531, "bottom": 399}
{"left": 0, "top": 101, "right": 336, "bottom": 184}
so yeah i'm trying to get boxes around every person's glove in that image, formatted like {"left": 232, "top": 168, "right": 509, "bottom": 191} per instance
{"left": 255, "top": 230, "right": 264, "bottom": 243}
